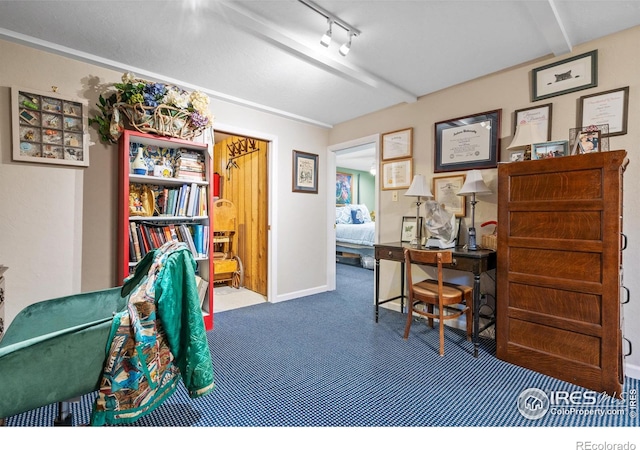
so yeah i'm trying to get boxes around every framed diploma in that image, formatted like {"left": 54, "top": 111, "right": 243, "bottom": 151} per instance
{"left": 381, "top": 157, "right": 412, "bottom": 190}
{"left": 514, "top": 103, "right": 552, "bottom": 141}
{"left": 578, "top": 86, "right": 629, "bottom": 137}
{"left": 432, "top": 174, "right": 466, "bottom": 217}
{"left": 434, "top": 109, "right": 501, "bottom": 173}
{"left": 381, "top": 127, "right": 412, "bottom": 160}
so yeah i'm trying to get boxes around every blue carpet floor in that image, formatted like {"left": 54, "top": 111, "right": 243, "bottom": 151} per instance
{"left": 6, "top": 263, "right": 639, "bottom": 427}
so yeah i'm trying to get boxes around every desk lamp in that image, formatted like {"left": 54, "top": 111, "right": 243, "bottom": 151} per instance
{"left": 508, "top": 120, "right": 547, "bottom": 159}
{"left": 405, "top": 174, "right": 433, "bottom": 247}
{"left": 457, "top": 170, "right": 491, "bottom": 250}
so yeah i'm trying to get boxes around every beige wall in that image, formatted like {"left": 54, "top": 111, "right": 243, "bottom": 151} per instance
{"left": 329, "top": 25, "right": 640, "bottom": 376}
{"left": 0, "top": 39, "right": 332, "bottom": 325}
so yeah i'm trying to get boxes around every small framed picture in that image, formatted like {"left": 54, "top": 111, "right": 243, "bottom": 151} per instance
{"left": 381, "top": 128, "right": 412, "bottom": 161}
{"left": 432, "top": 174, "right": 466, "bottom": 217}
{"left": 509, "top": 150, "right": 526, "bottom": 162}
{"left": 292, "top": 149, "right": 319, "bottom": 193}
{"left": 401, "top": 216, "right": 423, "bottom": 243}
{"left": 531, "top": 140, "right": 569, "bottom": 160}
{"left": 571, "top": 130, "right": 600, "bottom": 155}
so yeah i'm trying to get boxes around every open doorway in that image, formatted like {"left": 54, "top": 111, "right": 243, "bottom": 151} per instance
{"left": 327, "top": 134, "right": 380, "bottom": 291}
{"left": 212, "top": 130, "right": 270, "bottom": 312}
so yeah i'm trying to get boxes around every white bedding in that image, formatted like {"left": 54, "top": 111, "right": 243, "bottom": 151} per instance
{"left": 336, "top": 222, "right": 376, "bottom": 247}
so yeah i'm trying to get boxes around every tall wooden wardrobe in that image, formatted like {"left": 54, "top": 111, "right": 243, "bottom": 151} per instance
{"left": 496, "top": 150, "right": 628, "bottom": 396}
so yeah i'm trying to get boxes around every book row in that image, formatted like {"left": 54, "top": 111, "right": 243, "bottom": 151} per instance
{"left": 129, "top": 222, "right": 210, "bottom": 263}
{"left": 153, "top": 183, "right": 208, "bottom": 217}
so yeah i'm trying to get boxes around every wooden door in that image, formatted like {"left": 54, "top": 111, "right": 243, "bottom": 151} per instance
{"left": 214, "top": 135, "right": 268, "bottom": 296}
{"left": 496, "top": 150, "right": 627, "bottom": 396}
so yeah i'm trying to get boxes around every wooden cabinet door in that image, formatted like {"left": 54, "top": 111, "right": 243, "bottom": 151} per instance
{"left": 496, "top": 150, "right": 627, "bottom": 396}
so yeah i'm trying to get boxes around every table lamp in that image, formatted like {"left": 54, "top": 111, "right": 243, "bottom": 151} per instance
{"left": 508, "top": 120, "right": 547, "bottom": 159}
{"left": 405, "top": 174, "right": 433, "bottom": 248}
{"left": 457, "top": 170, "right": 491, "bottom": 250}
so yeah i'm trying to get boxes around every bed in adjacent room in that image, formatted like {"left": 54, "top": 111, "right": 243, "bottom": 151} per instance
{"left": 335, "top": 204, "right": 375, "bottom": 269}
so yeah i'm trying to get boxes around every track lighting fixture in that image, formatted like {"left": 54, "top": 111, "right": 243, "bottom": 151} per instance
{"left": 339, "top": 32, "right": 353, "bottom": 56}
{"left": 320, "top": 19, "right": 333, "bottom": 47}
{"left": 299, "top": 0, "right": 360, "bottom": 56}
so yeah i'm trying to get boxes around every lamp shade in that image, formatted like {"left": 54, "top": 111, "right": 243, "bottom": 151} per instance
{"left": 457, "top": 170, "right": 491, "bottom": 196}
{"left": 405, "top": 174, "right": 433, "bottom": 198}
{"left": 508, "top": 121, "right": 547, "bottom": 149}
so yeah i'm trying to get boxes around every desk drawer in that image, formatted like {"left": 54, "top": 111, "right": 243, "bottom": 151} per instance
{"left": 375, "top": 246, "right": 405, "bottom": 262}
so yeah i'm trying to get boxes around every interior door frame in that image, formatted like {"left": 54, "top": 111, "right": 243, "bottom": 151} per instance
{"left": 213, "top": 122, "right": 277, "bottom": 303}
{"left": 326, "top": 134, "right": 380, "bottom": 291}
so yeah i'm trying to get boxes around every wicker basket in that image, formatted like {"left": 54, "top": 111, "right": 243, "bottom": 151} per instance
{"left": 115, "top": 102, "right": 206, "bottom": 140}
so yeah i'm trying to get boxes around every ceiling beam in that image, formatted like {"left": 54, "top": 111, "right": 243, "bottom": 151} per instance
{"left": 219, "top": 1, "right": 417, "bottom": 105}
{"left": 524, "top": 0, "right": 572, "bottom": 56}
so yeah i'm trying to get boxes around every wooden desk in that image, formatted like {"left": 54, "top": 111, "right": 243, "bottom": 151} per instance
{"left": 374, "top": 242, "right": 496, "bottom": 357}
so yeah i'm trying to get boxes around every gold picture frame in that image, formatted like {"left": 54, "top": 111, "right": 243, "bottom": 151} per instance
{"left": 432, "top": 174, "right": 466, "bottom": 217}
{"left": 381, "top": 127, "right": 412, "bottom": 161}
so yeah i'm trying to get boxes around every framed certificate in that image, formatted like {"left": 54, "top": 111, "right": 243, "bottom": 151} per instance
{"left": 434, "top": 109, "right": 501, "bottom": 173}
{"left": 381, "top": 127, "right": 412, "bottom": 160}
{"left": 381, "top": 157, "right": 412, "bottom": 190}
{"left": 578, "top": 86, "right": 629, "bottom": 137}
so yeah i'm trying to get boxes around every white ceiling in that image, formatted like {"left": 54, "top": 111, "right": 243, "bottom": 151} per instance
{"left": 2, "top": 1, "right": 640, "bottom": 129}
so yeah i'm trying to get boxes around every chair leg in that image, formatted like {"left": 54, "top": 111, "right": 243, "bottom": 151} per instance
{"left": 403, "top": 302, "right": 414, "bottom": 339}
{"left": 427, "top": 304, "right": 434, "bottom": 329}
{"left": 438, "top": 309, "right": 445, "bottom": 356}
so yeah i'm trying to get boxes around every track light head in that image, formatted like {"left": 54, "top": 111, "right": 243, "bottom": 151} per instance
{"left": 339, "top": 33, "right": 353, "bottom": 56}
{"left": 320, "top": 20, "right": 333, "bottom": 47}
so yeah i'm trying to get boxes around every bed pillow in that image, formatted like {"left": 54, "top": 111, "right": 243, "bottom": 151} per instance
{"left": 351, "top": 208, "right": 366, "bottom": 224}
{"left": 336, "top": 206, "right": 353, "bottom": 224}
{"left": 351, "top": 204, "right": 372, "bottom": 223}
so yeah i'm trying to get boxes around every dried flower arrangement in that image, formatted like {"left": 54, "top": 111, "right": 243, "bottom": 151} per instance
{"left": 90, "top": 72, "right": 214, "bottom": 143}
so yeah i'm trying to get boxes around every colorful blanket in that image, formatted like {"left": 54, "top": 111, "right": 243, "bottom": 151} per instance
{"left": 91, "top": 241, "right": 215, "bottom": 426}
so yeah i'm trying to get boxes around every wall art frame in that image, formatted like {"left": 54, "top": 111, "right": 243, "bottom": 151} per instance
{"left": 381, "top": 127, "right": 413, "bottom": 161}
{"left": 531, "top": 140, "right": 569, "bottom": 160}
{"left": 292, "top": 149, "right": 319, "bottom": 193}
{"left": 434, "top": 109, "right": 501, "bottom": 173}
{"left": 531, "top": 50, "right": 598, "bottom": 102}
{"left": 336, "top": 171, "right": 353, "bottom": 205}
{"left": 514, "top": 103, "right": 553, "bottom": 141}
{"left": 432, "top": 174, "right": 466, "bottom": 217}
{"left": 578, "top": 86, "right": 629, "bottom": 137}
{"left": 381, "top": 157, "right": 412, "bottom": 190}
{"left": 11, "top": 86, "right": 89, "bottom": 167}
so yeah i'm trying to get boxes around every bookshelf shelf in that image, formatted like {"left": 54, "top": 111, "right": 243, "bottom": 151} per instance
{"left": 118, "top": 129, "right": 214, "bottom": 330}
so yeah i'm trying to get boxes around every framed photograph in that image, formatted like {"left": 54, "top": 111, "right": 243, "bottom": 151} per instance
{"left": 381, "top": 127, "right": 413, "bottom": 161}
{"left": 401, "top": 216, "right": 423, "bottom": 243}
{"left": 578, "top": 86, "right": 629, "bottom": 137}
{"left": 335, "top": 172, "right": 353, "bottom": 205}
{"left": 381, "top": 157, "right": 412, "bottom": 190}
{"left": 570, "top": 129, "right": 601, "bottom": 156}
{"left": 434, "top": 109, "right": 501, "bottom": 173}
{"left": 514, "top": 103, "right": 552, "bottom": 141}
{"left": 11, "top": 86, "right": 89, "bottom": 167}
{"left": 292, "top": 150, "right": 318, "bottom": 193}
{"left": 432, "top": 174, "right": 466, "bottom": 217}
{"left": 531, "top": 140, "right": 569, "bottom": 160}
{"left": 509, "top": 150, "right": 526, "bottom": 162}
{"left": 532, "top": 50, "right": 598, "bottom": 102}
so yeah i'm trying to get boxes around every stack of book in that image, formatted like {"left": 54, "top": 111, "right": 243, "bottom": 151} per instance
{"left": 129, "top": 222, "right": 209, "bottom": 263}
{"left": 174, "top": 149, "right": 205, "bottom": 181}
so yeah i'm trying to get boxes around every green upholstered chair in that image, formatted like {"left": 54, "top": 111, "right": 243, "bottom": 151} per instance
{"left": 0, "top": 287, "right": 128, "bottom": 425}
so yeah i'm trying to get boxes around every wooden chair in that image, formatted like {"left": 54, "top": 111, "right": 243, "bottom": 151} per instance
{"left": 212, "top": 199, "right": 243, "bottom": 288}
{"left": 403, "top": 248, "right": 473, "bottom": 356}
